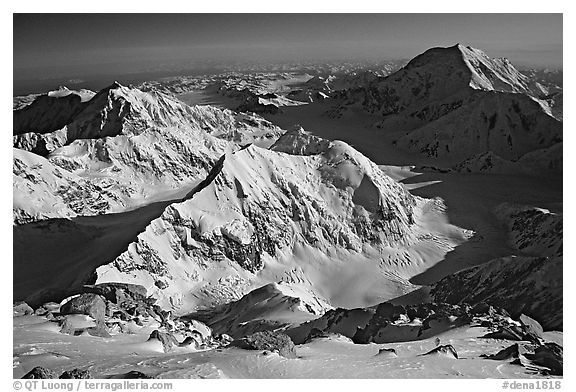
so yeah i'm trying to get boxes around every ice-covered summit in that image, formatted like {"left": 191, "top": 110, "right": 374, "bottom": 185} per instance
{"left": 405, "top": 43, "right": 545, "bottom": 96}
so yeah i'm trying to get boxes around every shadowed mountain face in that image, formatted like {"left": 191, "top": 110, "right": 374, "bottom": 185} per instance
{"left": 431, "top": 255, "right": 562, "bottom": 330}
{"left": 13, "top": 88, "right": 95, "bottom": 136}
{"left": 13, "top": 198, "right": 175, "bottom": 307}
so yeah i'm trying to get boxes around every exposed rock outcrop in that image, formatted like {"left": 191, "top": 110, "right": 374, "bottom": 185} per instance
{"left": 60, "top": 293, "right": 107, "bottom": 322}
{"left": 22, "top": 366, "right": 57, "bottom": 379}
{"left": 422, "top": 344, "right": 459, "bottom": 359}
{"left": 234, "top": 331, "right": 297, "bottom": 358}
{"left": 60, "top": 369, "right": 93, "bottom": 379}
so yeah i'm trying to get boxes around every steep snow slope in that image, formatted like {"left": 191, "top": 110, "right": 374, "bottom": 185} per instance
{"left": 185, "top": 282, "right": 333, "bottom": 338}
{"left": 13, "top": 149, "right": 124, "bottom": 223}
{"left": 62, "top": 82, "right": 199, "bottom": 140}
{"left": 95, "top": 134, "right": 471, "bottom": 314}
{"left": 14, "top": 198, "right": 180, "bottom": 306}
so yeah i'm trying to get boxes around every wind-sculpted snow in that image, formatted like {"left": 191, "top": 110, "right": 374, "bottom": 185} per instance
{"left": 184, "top": 282, "right": 333, "bottom": 338}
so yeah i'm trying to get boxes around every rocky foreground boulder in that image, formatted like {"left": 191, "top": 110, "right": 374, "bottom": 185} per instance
{"left": 525, "top": 343, "right": 563, "bottom": 376}
{"left": 422, "top": 344, "right": 459, "bottom": 359}
{"left": 59, "top": 369, "right": 92, "bottom": 379}
{"left": 106, "top": 371, "right": 156, "bottom": 379}
{"left": 483, "top": 342, "right": 563, "bottom": 376}
{"left": 60, "top": 293, "right": 107, "bottom": 322}
{"left": 353, "top": 302, "right": 473, "bottom": 344}
{"left": 288, "top": 299, "right": 548, "bottom": 348}
{"left": 482, "top": 343, "right": 538, "bottom": 361}
{"left": 22, "top": 281, "right": 220, "bottom": 352}
{"left": 148, "top": 330, "right": 180, "bottom": 353}
{"left": 233, "top": 331, "right": 297, "bottom": 358}
{"left": 13, "top": 301, "right": 34, "bottom": 316}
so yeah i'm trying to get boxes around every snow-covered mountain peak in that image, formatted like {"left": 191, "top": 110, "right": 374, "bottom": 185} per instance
{"left": 69, "top": 82, "right": 188, "bottom": 138}
{"left": 404, "top": 43, "right": 539, "bottom": 95}
{"left": 95, "top": 139, "right": 430, "bottom": 312}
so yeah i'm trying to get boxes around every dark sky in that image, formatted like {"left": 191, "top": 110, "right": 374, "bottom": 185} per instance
{"left": 14, "top": 14, "right": 563, "bottom": 80}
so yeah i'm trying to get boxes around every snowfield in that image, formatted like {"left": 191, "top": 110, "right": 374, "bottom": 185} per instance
{"left": 13, "top": 314, "right": 562, "bottom": 378}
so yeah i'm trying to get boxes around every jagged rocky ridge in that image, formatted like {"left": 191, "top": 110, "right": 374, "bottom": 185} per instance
{"left": 450, "top": 142, "right": 562, "bottom": 176}
{"left": 284, "top": 299, "right": 543, "bottom": 344}
{"left": 431, "top": 256, "right": 561, "bottom": 330}
{"left": 494, "top": 203, "right": 562, "bottom": 257}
